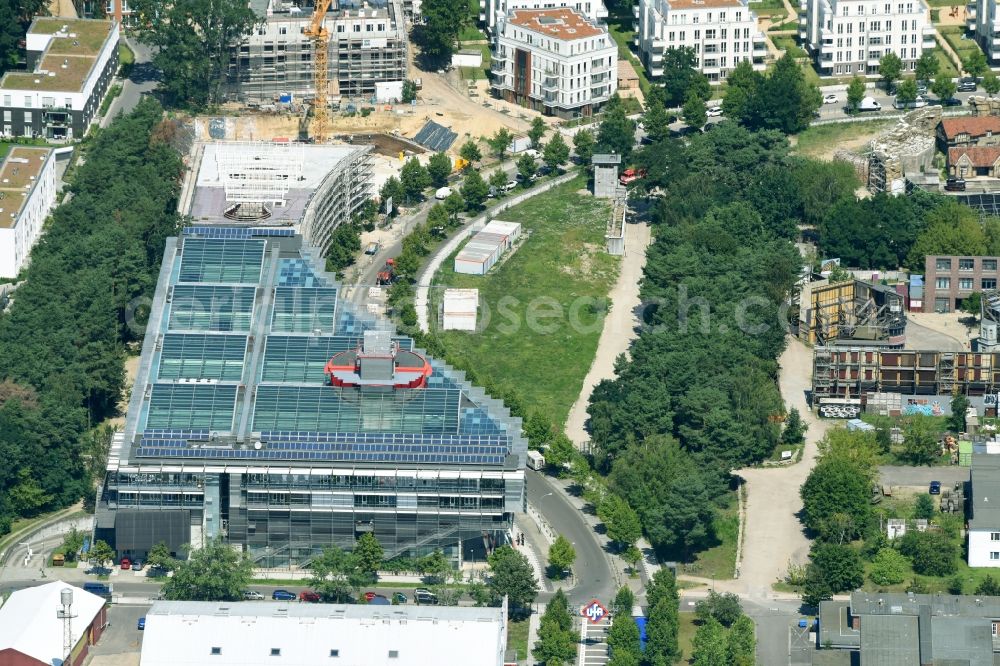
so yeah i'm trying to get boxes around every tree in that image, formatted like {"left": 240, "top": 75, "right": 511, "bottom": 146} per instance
{"left": 899, "top": 530, "right": 959, "bottom": 576}
{"left": 354, "top": 532, "right": 384, "bottom": 580}
{"left": 964, "top": 50, "right": 988, "bottom": 78}
{"left": 534, "top": 588, "right": 576, "bottom": 664}
{"left": 950, "top": 392, "right": 971, "bottom": 433}
{"left": 543, "top": 133, "right": 570, "bottom": 171}
{"left": 611, "top": 585, "right": 635, "bottom": 617}
{"left": 380, "top": 176, "right": 404, "bottom": 216}
{"left": 695, "top": 590, "right": 743, "bottom": 627}
{"left": 309, "top": 546, "right": 365, "bottom": 603}
{"left": 691, "top": 617, "right": 727, "bottom": 666}
{"left": 642, "top": 96, "right": 671, "bottom": 143}
{"left": 573, "top": 129, "right": 595, "bottom": 163}
{"left": 418, "top": 549, "right": 451, "bottom": 584}
{"left": 961, "top": 294, "right": 982, "bottom": 319}
{"left": 810, "top": 543, "right": 865, "bottom": 593}
{"left": 488, "top": 128, "right": 513, "bottom": 163}
{"left": 597, "top": 102, "right": 637, "bottom": 159}
{"left": 846, "top": 75, "right": 867, "bottom": 113}
{"left": 902, "top": 414, "right": 941, "bottom": 465}
{"left": 879, "top": 52, "right": 904, "bottom": 89}
{"left": 402, "top": 79, "right": 418, "bottom": 103}
{"left": 802, "top": 563, "right": 834, "bottom": 607}
{"left": 597, "top": 493, "right": 642, "bottom": 549}
{"left": 607, "top": 614, "right": 642, "bottom": 666}
{"left": 895, "top": 78, "right": 919, "bottom": 105}
{"left": 461, "top": 169, "right": 489, "bottom": 211}
{"left": 460, "top": 140, "right": 482, "bottom": 165}
{"left": 131, "top": 0, "right": 261, "bottom": 108}
{"left": 915, "top": 51, "right": 939, "bottom": 82}
{"left": 400, "top": 157, "right": 431, "bottom": 201}
{"left": 722, "top": 60, "right": 758, "bottom": 121}
{"left": 325, "top": 222, "right": 361, "bottom": 274}
{"left": 976, "top": 574, "right": 1000, "bottom": 596}
{"left": 90, "top": 540, "right": 115, "bottom": 568}
{"left": 682, "top": 90, "right": 707, "bottom": 130}
{"left": 414, "top": 0, "right": 466, "bottom": 65}
{"left": 869, "top": 547, "right": 908, "bottom": 586}
{"left": 547, "top": 534, "right": 576, "bottom": 578}
{"left": 489, "top": 168, "right": 508, "bottom": 192}
{"left": 727, "top": 615, "right": 756, "bottom": 666}
{"left": 781, "top": 408, "right": 807, "bottom": 446}
{"left": 528, "top": 116, "right": 547, "bottom": 148}
{"left": 546, "top": 433, "right": 576, "bottom": 471}
{"left": 734, "top": 53, "right": 820, "bottom": 133}
{"left": 487, "top": 545, "right": 539, "bottom": 614}
{"left": 444, "top": 191, "right": 464, "bottom": 223}
{"left": 162, "top": 538, "right": 254, "bottom": 601}
{"left": 517, "top": 153, "right": 537, "bottom": 183}
{"left": 932, "top": 74, "right": 957, "bottom": 102}
{"left": 59, "top": 527, "right": 85, "bottom": 563}
{"left": 8, "top": 469, "right": 51, "bottom": 516}
{"left": 985, "top": 69, "right": 1000, "bottom": 95}
{"left": 659, "top": 47, "right": 701, "bottom": 107}
{"left": 914, "top": 493, "right": 936, "bottom": 520}
{"left": 427, "top": 152, "right": 453, "bottom": 188}
{"left": 801, "top": 457, "right": 872, "bottom": 541}
{"left": 645, "top": 597, "right": 679, "bottom": 665}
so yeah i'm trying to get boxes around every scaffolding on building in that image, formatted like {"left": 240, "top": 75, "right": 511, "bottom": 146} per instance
{"left": 866, "top": 110, "right": 939, "bottom": 193}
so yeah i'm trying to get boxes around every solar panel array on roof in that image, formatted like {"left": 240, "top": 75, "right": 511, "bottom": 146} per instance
{"left": 260, "top": 335, "right": 413, "bottom": 383}
{"left": 178, "top": 239, "right": 265, "bottom": 284}
{"left": 277, "top": 258, "right": 320, "bottom": 287}
{"left": 183, "top": 226, "right": 296, "bottom": 239}
{"left": 168, "top": 285, "right": 256, "bottom": 332}
{"left": 271, "top": 287, "right": 339, "bottom": 333}
{"left": 145, "top": 384, "right": 238, "bottom": 431}
{"left": 413, "top": 120, "right": 458, "bottom": 152}
{"left": 158, "top": 334, "right": 248, "bottom": 381}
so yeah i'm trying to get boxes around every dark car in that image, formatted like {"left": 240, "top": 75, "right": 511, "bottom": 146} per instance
{"left": 940, "top": 97, "right": 963, "bottom": 106}
{"left": 369, "top": 595, "right": 390, "bottom": 605}
{"left": 299, "top": 590, "right": 320, "bottom": 603}
{"left": 945, "top": 178, "right": 967, "bottom": 192}
{"left": 137, "top": 617, "right": 146, "bottom": 630}
{"left": 272, "top": 589, "right": 296, "bottom": 601}
{"left": 930, "top": 480, "right": 942, "bottom": 495}
{"left": 392, "top": 592, "right": 408, "bottom": 604}
{"left": 84, "top": 566, "right": 111, "bottom": 576}
{"left": 414, "top": 588, "right": 438, "bottom": 605}
{"left": 958, "top": 78, "right": 978, "bottom": 92}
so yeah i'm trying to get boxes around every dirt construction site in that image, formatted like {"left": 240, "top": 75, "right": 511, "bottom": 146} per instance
{"left": 191, "top": 67, "right": 535, "bottom": 155}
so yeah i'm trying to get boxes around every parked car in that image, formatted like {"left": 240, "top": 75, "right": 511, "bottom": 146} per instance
{"left": 916, "top": 82, "right": 929, "bottom": 96}
{"left": 299, "top": 590, "right": 321, "bottom": 603}
{"left": 929, "top": 480, "right": 942, "bottom": 495}
{"left": 392, "top": 592, "right": 408, "bottom": 604}
{"left": 369, "top": 594, "right": 390, "bottom": 605}
{"left": 85, "top": 566, "right": 111, "bottom": 576}
{"left": 414, "top": 588, "right": 438, "bottom": 605}
{"left": 120, "top": 558, "right": 131, "bottom": 571}
{"left": 131, "top": 560, "right": 143, "bottom": 571}
{"left": 945, "top": 178, "right": 967, "bottom": 192}
{"left": 706, "top": 106, "right": 723, "bottom": 117}
{"left": 503, "top": 180, "right": 518, "bottom": 193}
{"left": 823, "top": 93, "right": 838, "bottom": 104}
{"left": 892, "top": 94, "right": 928, "bottom": 110}
{"left": 958, "top": 78, "right": 978, "bottom": 92}
{"left": 364, "top": 591, "right": 379, "bottom": 602}
{"left": 522, "top": 148, "right": 541, "bottom": 159}
{"left": 488, "top": 186, "right": 499, "bottom": 198}
{"left": 272, "top": 589, "right": 296, "bottom": 601}
{"left": 859, "top": 96, "right": 882, "bottom": 112}
{"left": 243, "top": 590, "right": 265, "bottom": 600}
{"left": 938, "top": 97, "right": 963, "bottom": 107}
{"left": 137, "top": 617, "right": 146, "bottom": 630}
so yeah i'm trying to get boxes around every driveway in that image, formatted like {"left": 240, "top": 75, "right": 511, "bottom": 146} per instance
{"left": 905, "top": 319, "right": 965, "bottom": 351}
{"left": 100, "top": 38, "right": 159, "bottom": 128}
{"left": 879, "top": 465, "right": 968, "bottom": 488}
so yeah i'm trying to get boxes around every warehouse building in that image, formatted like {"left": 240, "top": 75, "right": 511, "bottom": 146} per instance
{"left": 0, "top": 147, "right": 57, "bottom": 279}
{"left": 0, "top": 582, "right": 108, "bottom": 666}
{"left": 454, "top": 221, "right": 522, "bottom": 275}
{"left": 225, "top": 0, "right": 407, "bottom": 104}
{"left": 139, "top": 600, "right": 508, "bottom": 666}
{"left": 188, "top": 141, "right": 373, "bottom": 256}
{"left": 95, "top": 225, "right": 527, "bottom": 568}
{"left": 0, "top": 17, "right": 119, "bottom": 141}
{"left": 440, "top": 288, "right": 480, "bottom": 331}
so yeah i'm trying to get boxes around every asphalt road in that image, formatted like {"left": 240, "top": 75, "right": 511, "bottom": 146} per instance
{"left": 879, "top": 465, "right": 969, "bottom": 488}
{"left": 526, "top": 470, "right": 615, "bottom": 606}
{"left": 100, "top": 38, "right": 159, "bottom": 128}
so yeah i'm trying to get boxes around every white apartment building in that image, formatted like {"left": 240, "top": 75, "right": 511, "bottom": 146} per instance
{"left": 800, "top": 0, "right": 935, "bottom": 77}
{"left": 491, "top": 7, "right": 618, "bottom": 117}
{"left": 0, "top": 147, "right": 57, "bottom": 279}
{"left": 479, "top": 0, "right": 607, "bottom": 33}
{"left": 969, "top": 453, "right": 1000, "bottom": 568}
{"left": 634, "top": 0, "right": 766, "bottom": 82}
{"left": 967, "top": 0, "right": 1000, "bottom": 63}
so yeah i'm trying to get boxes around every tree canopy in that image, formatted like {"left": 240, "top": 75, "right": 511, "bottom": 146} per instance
{"left": 163, "top": 538, "right": 254, "bottom": 601}
{"left": 722, "top": 53, "right": 821, "bottom": 133}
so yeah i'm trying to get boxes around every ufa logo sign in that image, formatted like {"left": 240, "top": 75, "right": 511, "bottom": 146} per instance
{"left": 582, "top": 600, "right": 608, "bottom": 624}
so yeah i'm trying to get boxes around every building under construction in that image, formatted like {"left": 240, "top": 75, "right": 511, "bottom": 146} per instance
{"left": 982, "top": 289, "right": 1000, "bottom": 352}
{"left": 225, "top": 0, "right": 407, "bottom": 104}
{"left": 867, "top": 112, "right": 938, "bottom": 194}
{"left": 812, "top": 348, "right": 1000, "bottom": 400}
{"left": 796, "top": 279, "right": 907, "bottom": 348}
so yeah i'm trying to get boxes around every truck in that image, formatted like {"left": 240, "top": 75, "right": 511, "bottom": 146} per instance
{"left": 526, "top": 450, "right": 545, "bottom": 470}
{"left": 376, "top": 258, "right": 397, "bottom": 286}
{"left": 364, "top": 241, "right": 380, "bottom": 255}
{"left": 83, "top": 582, "right": 113, "bottom": 602}
{"left": 619, "top": 168, "right": 647, "bottom": 185}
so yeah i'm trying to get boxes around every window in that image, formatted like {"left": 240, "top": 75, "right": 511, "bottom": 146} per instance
{"left": 992, "top": 552, "right": 1000, "bottom": 560}
{"left": 992, "top": 532, "right": 1000, "bottom": 541}
{"left": 961, "top": 258, "right": 976, "bottom": 271}
{"left": 960, "top": 278, "right": 973, "bottom": 290}
{"left": 211, "top": 648, "right": 222, "bottom": 655}
{"left": 23, "top": 97, "right": 31, "bottom": 108}
{"left": 271, "top": 649, "right": 281, "bottom": 656}
{"left": 984, "top": 259, "right": 998, "bottom": 272}
{"left": 388, "top": 651, "right": 399, "bottom": 659}
{"left": 936, "top": 258, "right": 952, "bottom": 271}
{"left": 985, "top": 279, "right": 998, "bottom": 290}
{"left": 994, "top": 621, "right": 1000, "bottom": 637}
{"left": 936, "top": 277, "right": 950, "bottom": 289}
{"left": 330, "top": 650, "right": 340, "bottom": 657}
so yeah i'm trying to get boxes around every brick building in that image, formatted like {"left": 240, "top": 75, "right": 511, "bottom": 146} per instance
{"left": 923, "top": 254, "right": 1000, "bottom": 313}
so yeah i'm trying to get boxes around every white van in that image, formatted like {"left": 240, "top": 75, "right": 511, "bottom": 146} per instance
{"left": 859, "top": 96, "right": 881, "bottom": 112}
{"left": 435, "top": 186, "right": 452, "bottom": 200}
{"left": 526, "top": 450, "right": 545, "bottom": 470}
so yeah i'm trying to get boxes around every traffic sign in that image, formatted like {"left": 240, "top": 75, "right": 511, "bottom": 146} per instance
{"left": 581, "top": 599, "right": 608, "bottom": 624}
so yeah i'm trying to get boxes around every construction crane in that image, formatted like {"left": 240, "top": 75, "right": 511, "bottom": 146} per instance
{"left": 304, "top": 0, "right": 333, "bottom": 143}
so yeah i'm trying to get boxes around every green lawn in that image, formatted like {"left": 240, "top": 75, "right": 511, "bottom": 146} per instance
{"left": 773, "top": 35, "right": 808, "bottom": 58}
{"left": 769, "top": 19, "right": 800, "bottom": 31}
{"left": 940, "top": 25, "right": 983, "bottom": 61}
{"left": 460, "top": 42, "right": 492, "bottom": 81}
{"left": 459, "top": 25, "right": 487, "bottom": 42}
{"left": 119, "top": 42, "right": 134, "bottom": 67}
{"left": 933, "top": 46, "right": 960, "bottom": 77}
{"left": 678, "top": 492, "right": 739, "bottom": 580}
{"left": 507, "top": 618, "right": 530, "bottom": 662}
{"left": 433, "top": 175, "right": 619, "bottom": 427}
{"left": 677, "top": 613, "right": 699, "bottom": 664}
{"left": 749, "top": 0, "right": 790, "bottom": 17}
{"left": 926, "top": 0, "right": 965, "bottom": 7}
{"left": 793, "top": 119, "right": 894, "bottom": 157}
{"left": 606, "top": 8, "right": 653, "bottom": 96}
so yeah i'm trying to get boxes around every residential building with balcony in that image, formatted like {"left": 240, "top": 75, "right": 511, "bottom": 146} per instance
{"left": 634, "top": 0, "right": 766, "bottom": 82}
{"left": 0, "top": 17, "right": 119, "bottom": 141}
{"left": 0, "top": 147, "right": 57, "bottom": 279}
{"left": 967, "top": 0, "right": 1000, "bottom": 63}
{"left": 923, "top": 254, "right": 1000, "bottom": 313}
{"left": 479, "top": 0, "right": 607, "bottom": 33}
{"left": 491, "top": 7, "right": 618, "bottom": 117}
{"left": 800, "top": 0, "right": 935, "bottom": 77}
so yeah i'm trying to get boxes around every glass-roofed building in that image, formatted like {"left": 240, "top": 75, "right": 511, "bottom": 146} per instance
{"left": 95, "top": 226, "right": 527, "bottom": 567}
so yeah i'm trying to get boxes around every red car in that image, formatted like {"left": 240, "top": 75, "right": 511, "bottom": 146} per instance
{"left": 120, "top": 558, "right": 131, "bottom": 570}
{"left": 299, "top": 590, "right": 320, "bottom": 603}
{"left": 364, "top": 591, "right": 378, "bottom": 602}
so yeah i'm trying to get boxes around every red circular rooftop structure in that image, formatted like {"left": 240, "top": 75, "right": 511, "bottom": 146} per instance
{"left": 324, "top": 331, "right": 432, "bottom": 389}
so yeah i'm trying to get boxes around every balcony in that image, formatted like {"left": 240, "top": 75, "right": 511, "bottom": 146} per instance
{"left": 542, "top": 74, "right": 559, "bottom": 91}
{"left": 490, "top": 60, "right": 506, "bottom": 73}
{"left": 591, "top": 72, "right": 610, "bottom": 84}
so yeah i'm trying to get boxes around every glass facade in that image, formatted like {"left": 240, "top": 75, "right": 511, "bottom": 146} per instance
{"left": 97, "top": 227, "right": 527, "bottom": 568}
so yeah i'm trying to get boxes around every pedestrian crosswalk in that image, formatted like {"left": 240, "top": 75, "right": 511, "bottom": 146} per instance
{"left": 578, "top": 614, "right": 610, "bottom": 666}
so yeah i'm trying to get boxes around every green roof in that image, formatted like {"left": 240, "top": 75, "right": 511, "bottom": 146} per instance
{"left": 0, "top": 18, "right": 115, "bottom": 93}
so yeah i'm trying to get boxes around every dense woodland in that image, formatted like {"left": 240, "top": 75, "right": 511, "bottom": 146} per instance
{"left": 0, "top": 99, "right": 183, "bottom": 534}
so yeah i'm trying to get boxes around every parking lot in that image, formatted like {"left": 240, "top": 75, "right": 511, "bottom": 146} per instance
{"left": 789, "top": 620, "right": 817, "bottom": 665}
{"left": 88, "top": 603, "right": 149, "bottom": 662}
